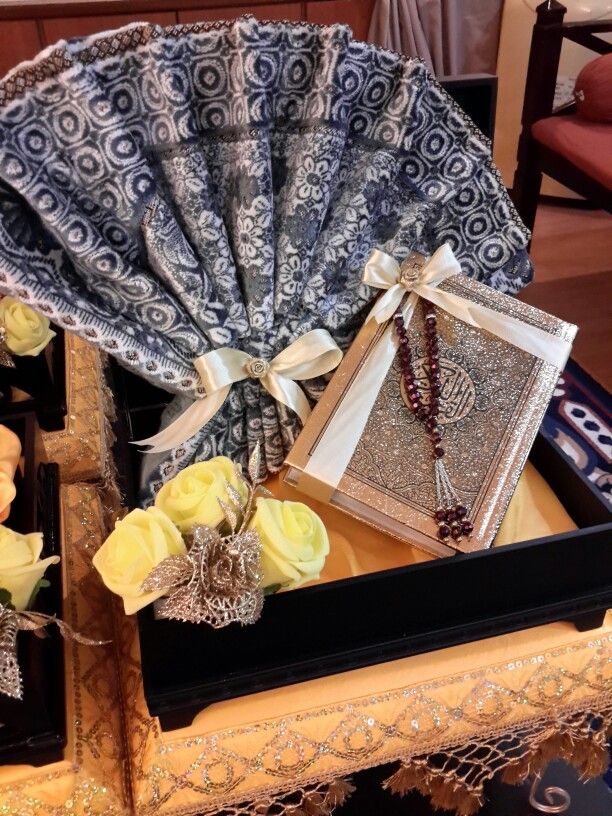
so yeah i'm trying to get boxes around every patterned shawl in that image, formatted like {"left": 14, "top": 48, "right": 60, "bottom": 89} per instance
{"left": 0, "top": 18, "right": 531, "bottom": 498}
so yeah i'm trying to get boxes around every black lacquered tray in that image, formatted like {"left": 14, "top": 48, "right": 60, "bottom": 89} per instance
{"left": 0, "top": 328, "right": 67, "bottom": 431}
{"left": 110, "top": 360, "right": 612, "bottom": 731}
{"left": 0, "top": 412, "right": 65, "bottom": 766}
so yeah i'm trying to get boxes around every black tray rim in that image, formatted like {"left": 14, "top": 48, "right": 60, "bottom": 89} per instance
{"left": 108, "top": 360, "right": 612, "bottom": 729}
{"left": 0, "top": 412, "right": 65, "bottom": 766}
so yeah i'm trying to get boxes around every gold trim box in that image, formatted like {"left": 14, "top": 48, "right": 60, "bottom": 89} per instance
{"left": 285, "top": 273, "right": 577, "bottom": 556}
{"left": 41, "top": 334, "right": 113, "bottom": 484}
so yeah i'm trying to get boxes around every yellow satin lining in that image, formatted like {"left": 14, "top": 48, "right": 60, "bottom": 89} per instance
{"left": 494, "top": 461, "right": 576, "bottom": 547}
{"left": 268, "top": 461, "right": 577, "bottom": 583}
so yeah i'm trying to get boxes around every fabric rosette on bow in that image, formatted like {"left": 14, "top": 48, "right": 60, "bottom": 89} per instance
{"left": 135, "top": 330, "right": 343, "bottom": 453}
{"left": 93, "top": 444, "right": 330, "bottom": 628}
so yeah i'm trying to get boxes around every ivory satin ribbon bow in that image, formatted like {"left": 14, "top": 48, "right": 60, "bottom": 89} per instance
{"left": 299, "top": 243, "right": 575, "bottom": 498}
{"left": 364, "top": 243, "right": 572, "bottom": 365}
{"left": 136, "top": 329, "right": 343, "bottom": 453}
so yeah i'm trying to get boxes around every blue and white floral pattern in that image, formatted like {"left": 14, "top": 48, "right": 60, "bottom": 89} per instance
{"left": 0, "top": 18, "right": 533, "bottom": 497}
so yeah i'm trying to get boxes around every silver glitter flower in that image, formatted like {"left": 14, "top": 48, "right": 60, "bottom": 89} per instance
{"left": 143, "top": 525, "right": 263, "bottom": 627}
{"left": 141, "top": 443, "right": 267, "bottom": 628}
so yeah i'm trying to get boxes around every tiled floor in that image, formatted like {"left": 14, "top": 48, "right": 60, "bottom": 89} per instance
{"left": 519, "top": 204, "right": 612, "bottom": 392}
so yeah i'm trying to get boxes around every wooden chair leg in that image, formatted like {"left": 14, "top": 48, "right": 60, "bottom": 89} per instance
{"left": 511, "top": 138, "right": 543, "bottom": 238}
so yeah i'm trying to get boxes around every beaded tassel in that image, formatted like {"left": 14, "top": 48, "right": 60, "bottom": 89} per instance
{"left": 394, "top": 303, "right": 474, "bottom": 543}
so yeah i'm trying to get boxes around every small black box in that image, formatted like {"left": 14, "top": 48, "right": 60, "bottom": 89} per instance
{"left": 0, "top": 328, "right": 67, "bottom": 432}
{"left": 0, "top": 412, "right": 65, "bottom": 766}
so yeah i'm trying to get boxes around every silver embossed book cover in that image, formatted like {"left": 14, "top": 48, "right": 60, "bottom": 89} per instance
{"left": 284, "top": 273, "right": 577, "bottom": 557}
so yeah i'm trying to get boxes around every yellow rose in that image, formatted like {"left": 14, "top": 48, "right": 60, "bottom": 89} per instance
{"left": 0, "top": 424, "right": 21, "bottom": 523}
{"left": 0, "top": 525, "right": 60, "bottom": 611}
{"left": 155, "top": 457, "right": 248, "bottom": 532}
{"left": 0, "top": 296, "right": 55, "bottom": 356}
{"left": 249, "top": 498, "right": 330, "bottom": 590}
{"left": 92, "top": 507, "right": 186, "bottom": 614}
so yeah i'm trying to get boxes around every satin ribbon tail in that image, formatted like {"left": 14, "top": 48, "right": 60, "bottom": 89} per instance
{"left": 133, "top": 387, "right": 230, "bottom": 453}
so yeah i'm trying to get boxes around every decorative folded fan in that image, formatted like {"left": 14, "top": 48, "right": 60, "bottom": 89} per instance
{"left": 0, "top": 17, "right": 531, "bottom": 501}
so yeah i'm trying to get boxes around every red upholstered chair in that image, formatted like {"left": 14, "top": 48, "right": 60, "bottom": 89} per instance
{"left": 512, "top": 1, "right": 612, "bottom": 235}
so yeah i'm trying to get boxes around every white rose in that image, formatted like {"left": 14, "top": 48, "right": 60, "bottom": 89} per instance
{"left": 249, "top": 498, "right": 330, "bottom": 590}
{"left": 0, "top": 296, "right": 55, "bottom": 356}
{"left": 0, "top": 525, "right": 59, "bottom": 611}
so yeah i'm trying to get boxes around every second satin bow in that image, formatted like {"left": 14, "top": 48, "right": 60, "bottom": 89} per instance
{"left": 363, "top": 244, "right": 572, "bottom": 367}
{"left": 136, "top": 329, "right": 343, "bottom": 453}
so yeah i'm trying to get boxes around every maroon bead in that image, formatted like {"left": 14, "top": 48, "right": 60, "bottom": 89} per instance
{"left": 425, "top": 315, "right": 436, "bottom": 325}
{"left": 461, "top": 520, "right": 474, "bottom": 535}
{"left": 434, "top": 446, "right": 445, "bottom": 458}
{"left": 434, "top": 509, "right": 446, "bottom": 523}
{"left": 432, "top": 431, "right": 442, "bottom": 443}
{"left": 429, "top": 400, "right": 439, "bottom": 415}
{"left": 426, "top": 417, "right": 438, "bottom": 431}
{"left": 437, "top": 524, "right": 451, "bottom": 540}
{"left": 455, "top": 504, "right": 467, "bottom": 519}
{"left": 450, "top": 524, "right": 463, "bottom": 540}
{"left": 417, "top": 407, "right": 429, "bottom": 421}
{"left": 445, "top": 509, "right": 457, "bottom": 523}
{"left": 431, "top": 383, "right": 442, "bottom": 396}
{"left": 430, "top": 361, "right": 439, "bottom": 372}
{"left": 399, "top": 335, "right": 408, "bottom": 346}
{"left": 410, "top": 401, "right": 421, "bottom": 413}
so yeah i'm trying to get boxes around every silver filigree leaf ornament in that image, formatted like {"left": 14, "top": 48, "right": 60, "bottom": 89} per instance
{"left": 248, "top": 441, "right": 262, "bottom": 486}
{"left": 140, "top": 554, "right": 194, "bottom": 594}
{"left": 0, "top": 326, "right": 15, "bottom": 368}
{"left": 225, "top": 481, "right": 246, "bottom": 512}
{"left": 140, "top": 441, "right": 267, "bottom": 629}
{"left": 217, "top": 496, "right": 239, "bottom": 533}
{"left": 0, "top": 606, "right": 21, "bottom": 698}
{"left": 0, "top": 601, "right": 109, "bottom": 699}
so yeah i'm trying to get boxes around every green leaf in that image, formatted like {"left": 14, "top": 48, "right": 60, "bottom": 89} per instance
{"left": 0, "top": 587, "right": 14, "bottom": 610}
{"left": 26, "top": 577, "right": 51, "bottom": 609}
{"left": 263, "top": 583, "right": 283, "bottom": 596}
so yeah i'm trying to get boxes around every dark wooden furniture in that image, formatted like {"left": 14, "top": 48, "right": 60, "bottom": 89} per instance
{"left": 512, "top": 0, "right": 612, "bottom": 234}
{"left": 0, "top": 0, "right": 376, "bottom": 77}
